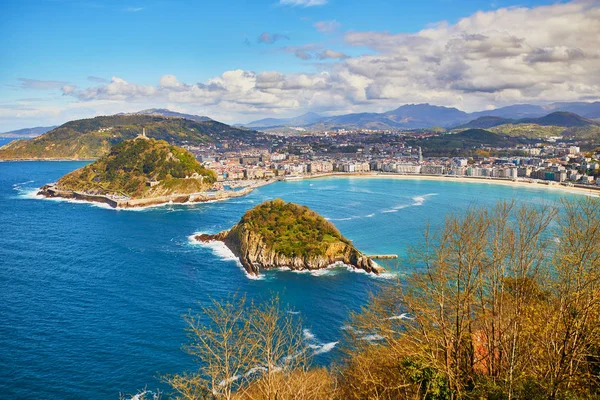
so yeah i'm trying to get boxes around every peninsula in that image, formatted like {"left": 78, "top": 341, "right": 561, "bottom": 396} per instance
{"left": 38, "top": 135, "right": 254, "bottom": 208}
{"left": 196, "top": 199, "right": 384, "bottom": 276}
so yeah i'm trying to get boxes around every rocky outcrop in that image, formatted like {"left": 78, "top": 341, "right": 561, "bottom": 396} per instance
{"left": 195, "top": 201, "right": 384, "bottom": 276}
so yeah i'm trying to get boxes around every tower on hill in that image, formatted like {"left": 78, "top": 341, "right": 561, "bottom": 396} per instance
{"left": 137, "top": 127, "right": 149, "bottom": 140}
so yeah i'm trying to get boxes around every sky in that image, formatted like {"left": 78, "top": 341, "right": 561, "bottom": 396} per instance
{"left": 0, "top": 0, "right": 599, "bottom": 131}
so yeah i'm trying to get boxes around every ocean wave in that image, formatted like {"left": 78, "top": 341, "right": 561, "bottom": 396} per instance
{"left": 314, "top": 341, "right": 339, "bottom": 355}
{"left": 382, "top": 193, "right": 438, "bottom": 213}
{"left": 188, "top": 232, "right": 265, "bottom": 280}
{"left": 386, "top": 313, "right": 413, "bottom": 320}
{"left": 18, "top": 188, "right": 119, "bottom": 210}
{"left": 326, "top": 212, "right": 376, "bottom": 221}
{"left": 302, "top": 329, "right": 338, "bottom": 355}
{"left": 325, "top": 216, "right": 355, "bottom": 221}
{"left": 302, "top": 329, "right": 315, "bottom": 341}
{"left": 412, "top": 193, "right": 438, "bottom": 206}
{"left": 361, "top": 334, "right": 385, "bottom": 342}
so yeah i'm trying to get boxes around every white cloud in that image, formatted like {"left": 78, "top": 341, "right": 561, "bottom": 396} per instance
{"left": 318, "top": 50, "right": 349, "bottom": 59}
{"left": 10, "top": 0, "right": 600, "bottom": 127}
{"left": 257, "top": 32, "right": 290, "bottom": 44}
{"left": 314, "top": 20, "right": 341, "bottom": 34}
{"left": 279, "top": 0, "right": 327, "bottom": 6}
{"left": 18, "top": 78, "right": 68, "bottom": 90}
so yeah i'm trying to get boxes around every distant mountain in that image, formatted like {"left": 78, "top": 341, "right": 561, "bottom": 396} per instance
{"left": 244, "top": 112, "right": 324, "bottom": 128}
{"left": 0, "top": 126, "right": 57, "bottom": 138}
{"left": 454, "top": 116, "right": 514, "bottom": 130}
{"left": 0, "top": 114, "right": 260, "bottom": 160}
{"left": 470, "top": 102, "right": 600, "bottom": 120}
{"left": 305, "top": 104, "right": 471, "bottom": 131}
{"left": 127, "top": 109, "right": 214, "bottom": 122}
{"left": 518, "top": 111, "right": 597, "bottom": 127}
{"left": 250, "top": 101, "right": 600, "bottom": 132}
{"left": 456, "top": 111, "right": 598, "bottom": 130}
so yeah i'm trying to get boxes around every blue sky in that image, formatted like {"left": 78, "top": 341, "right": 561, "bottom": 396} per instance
{"left": 0, "top": 0, "right": 598, "bottom": 130}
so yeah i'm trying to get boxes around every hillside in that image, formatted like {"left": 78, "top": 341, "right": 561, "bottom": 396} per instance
{"left": 454, "top": 116, "right": 515, "bottom": 130}
{"left": 126, "top": 108, "right": 213, "bottom": 122}
{"left": 0, "top": 114, "right": 258, "bottom": 160}
{"left": 196, "top": 199, "right": 383, "bottom": 276}
{"left": 244, "top": 112, "right": 324, "bottom": 128}
{"left": 412, "top": 129, "right": 526, "bottom": 156}
{"left": 518, "top": 111, "right": 597, "bottom": 127}
{"left": 48, "top": 137, "right": 216, "bottom": 199}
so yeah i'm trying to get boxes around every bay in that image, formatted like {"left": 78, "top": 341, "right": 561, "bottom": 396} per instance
{"left": 0, "top": 161, "right": 583, "bottom": 399}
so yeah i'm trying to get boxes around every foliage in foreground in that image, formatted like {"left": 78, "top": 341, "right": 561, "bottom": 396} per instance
{"left": 131, "top": 198, "right": 600, "bottom": 400}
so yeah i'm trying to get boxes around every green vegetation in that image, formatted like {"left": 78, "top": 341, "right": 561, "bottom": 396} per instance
{"left": 0, "top": 114, "right": 256, "bottom": 160}
{"left": 57, "top": 138, "right": 216, "bottom": 198}
{"left": 231, "top": 199, "right": 351, "bottom": 258}
{"left": 410, "top": 129, "right": 529, "bottom": 157}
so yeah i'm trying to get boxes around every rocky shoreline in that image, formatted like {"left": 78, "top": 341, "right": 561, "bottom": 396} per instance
{"left": 196, "top": 225, "right": 384, "bottom": 277}
{"left": 37, "top": 182, "right": 272, "bottom": 209}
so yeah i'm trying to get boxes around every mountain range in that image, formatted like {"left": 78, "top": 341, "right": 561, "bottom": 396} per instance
{"left": 455, "top": 111, "right": 599, "bottom": 130}
{"left": 242, "top": 101, "right": 600, "bottom": 131}
{"left": 0, "top": 114, "right": 260, "bottom": 160}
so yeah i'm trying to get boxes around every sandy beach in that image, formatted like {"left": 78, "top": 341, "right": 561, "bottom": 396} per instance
{"left": 300, "top": 172, "right": 600, "bottom": 197}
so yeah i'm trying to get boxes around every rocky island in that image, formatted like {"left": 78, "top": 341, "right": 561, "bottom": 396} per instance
{"left": 196, "top": 199, "right": 384, "bottom": 276}
{"left": 38, "top": 135, "right": 252, "bottom": 208}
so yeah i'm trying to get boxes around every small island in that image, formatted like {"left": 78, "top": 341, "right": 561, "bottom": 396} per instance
{"left": 196, "top": 199, "right": 384, "bottom": 276}
{"left": 38, "top": 135, "right": 253, "bottom": 208}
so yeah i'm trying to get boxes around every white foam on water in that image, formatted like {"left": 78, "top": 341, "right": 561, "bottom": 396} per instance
{"left": 387, "top": 313, "right": 413, "bottom": 320}
{"left": 411, "top": 193, "right": 438, "bottom": 206}
{"left": 314, "top": 341, "right": 338, "bottom": 355}
{"left": 362, "top": 334, "right": 385, "bottom": 342}
{"left": 383, "top": 193, "right": 438, "bottom": 214}
{"left": 302, "top": 329, "right": 315, "bottom": 341}
{"left": 303, "top": 328, "right": 339, "bottom": 355}
{"left": 188, "top": 232, "right": 265, "bottom": 280}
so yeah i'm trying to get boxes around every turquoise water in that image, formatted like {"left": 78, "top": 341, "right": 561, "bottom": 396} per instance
{"left": 0, "top": 162, "right": 583, "bottom": 399}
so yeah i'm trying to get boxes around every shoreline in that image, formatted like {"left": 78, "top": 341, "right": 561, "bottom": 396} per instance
{"left": 37, "top": 179, "right": 275, "bottom": 209}
{"left": 296, "top": 172, "right": 600, "bottom": 197}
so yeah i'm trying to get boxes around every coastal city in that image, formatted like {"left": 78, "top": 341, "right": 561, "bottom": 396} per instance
{"left": 184, "top": 129, "right": 600, "bottom": 192}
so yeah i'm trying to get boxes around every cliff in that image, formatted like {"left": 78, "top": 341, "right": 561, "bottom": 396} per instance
{"left": 196, "top": 199, "right": 384, "bottom": 276}
{"left": 38, "top": 137, "right": 218, "bottom": 205}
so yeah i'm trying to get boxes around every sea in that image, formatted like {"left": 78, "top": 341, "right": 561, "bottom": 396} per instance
{"left": 0, "top": 160, "right": 588, "bottom": 399}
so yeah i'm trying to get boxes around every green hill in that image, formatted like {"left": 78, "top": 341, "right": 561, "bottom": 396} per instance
{"left": 412, "top": 129, "right": 525, "bottom": 156}
{"left": 196, "top": 199, "right": 382, "bottom": 275}
{"left": 454, "top": 116, "right": 514, "bottom": 129}
{"left": 519, "top": 111, "right": 597, "bottom": 127}
{"left": 54, "top": 137, "right": 216, "bottom": 199}
{"left": 0, "top": 114, "right": 257, "bottom": 160}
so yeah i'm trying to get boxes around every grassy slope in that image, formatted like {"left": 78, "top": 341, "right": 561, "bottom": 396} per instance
{"left": 56, "top": 138, "right": 216, "bottom": 198}
{"left": 0, "top": 115, "right": 254, "bottom": 160}
{"left": 231, "top": 199, "right": 351, "bottom": 258}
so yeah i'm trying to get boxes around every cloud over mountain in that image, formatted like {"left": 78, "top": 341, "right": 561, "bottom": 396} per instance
{"left": 35, "top": 1, "right": 600, "bottom": 123}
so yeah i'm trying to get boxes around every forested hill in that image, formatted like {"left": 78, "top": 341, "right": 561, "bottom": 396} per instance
{"left": 55, "top": 137, "right": 216, "bottom": 198}
{"left": 0, "top": 114, "right": 259, "bottom": 160}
